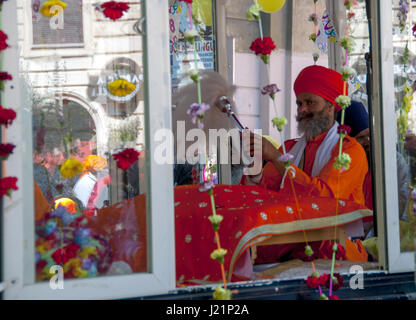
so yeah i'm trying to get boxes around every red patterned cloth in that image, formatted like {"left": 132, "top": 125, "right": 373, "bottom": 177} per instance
{"left": 35, "top": 184, "right": 371, "bottom": 286}
{"left": 174, "top": 184, "right": 371, "bottom": 286}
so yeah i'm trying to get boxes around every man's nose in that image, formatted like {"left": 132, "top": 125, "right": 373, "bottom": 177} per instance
{"left": 297, "top": 104, "right": 307, "bottom": 114}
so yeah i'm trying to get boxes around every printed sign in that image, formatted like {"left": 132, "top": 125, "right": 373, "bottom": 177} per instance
{"left": 169, "top": 0, "right": 215, "bottom": 93}
{"left": 315, "top": 10, "right": 337, "bottom": 55}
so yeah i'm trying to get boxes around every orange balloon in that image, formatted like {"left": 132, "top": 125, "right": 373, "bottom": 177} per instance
{"left": 54, "top": 197, "right": 76, "bottom": 214}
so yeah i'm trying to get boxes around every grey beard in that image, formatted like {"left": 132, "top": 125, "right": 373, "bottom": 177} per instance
{"left": 297, "top": 114, "right": 332, "bottom": 139}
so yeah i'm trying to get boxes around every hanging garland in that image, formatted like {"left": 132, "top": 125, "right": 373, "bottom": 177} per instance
{"left": 179, "top": 0, "right": 232, "bottom": 301}
{"left": 245, "top": 0, "right": 361, "bottom": 300}
{"left": 0, "top": 1, "right": 18, "bottom": 199}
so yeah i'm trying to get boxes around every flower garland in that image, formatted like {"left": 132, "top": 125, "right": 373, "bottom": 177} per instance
{"left": 398, "top": 0, "right": 410, "bottom": 32}
{"left": 303, "top": 0, "right": 359, "bottom": 300}
{"left": 247, "top": 0, "right": 355, "bottom": 299}
{"left": 309, "top": 0, "right": 320, "bottom": 63}
{"left": 396, "top": 1, "right": 414, "bottom": 150}
{"left": 0, "top": 2, "right": 18, "bottom": 199}
{"left": 180, "top": 0, "right": 231, "bottom": 300}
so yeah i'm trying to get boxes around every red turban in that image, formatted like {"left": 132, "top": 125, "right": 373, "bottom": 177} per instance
{"left": 294, "top": 65, "right": 347, "bottom": 112}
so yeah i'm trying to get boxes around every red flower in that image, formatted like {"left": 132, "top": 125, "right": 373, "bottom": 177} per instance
{"left": 0, "top": 72, "right": 12, "bottom": 81}
{"left": 337, "top": 124, "right": 351, "bottom": 136}
{"left": 250, "top": 37, "right": 276, "bottom": 56}
{"left": 36, "top": 260, "right": 48, "bottom": 274}
{"left": 0, "top": 106, "right": 16, "bottom": 127}
{"left": 318, "top": 241, "right": 346, "bottom": 260}
{"left": 180, "top": 0, "right": 193, "bottom": 3}
{"left": 0, "top": 143, "right": 15, "bottom": 159}
{"left": 101, "top": 1, "right": 130, "bottom": 21}
{"left": 51, "top": 243, "right": 80, "bottom": 265}
{"left": 329, "top": 295, "right": 340, "bottom": 300}
{"left": 321, "top": 272, "right": 344, "bottom": 291}
{"left": 0, "top": 30, "right": 9, "bottom": 51}
{"left": 113, "top": 148, "right": 140, "bottom": 170}
{"left": 331, "top": 273, "right": 345, "bottom": 291}
{"left": 305, "top": 274, "right": 321, "bottom": 289}
{"left": 0, "top": 177, "right": 18, "bottom": 197}
{"left": 413, "top": 24, "right": 416, "bottom": 37}
{"left": 319, "top": 273, "right": 330, "bottom": 286}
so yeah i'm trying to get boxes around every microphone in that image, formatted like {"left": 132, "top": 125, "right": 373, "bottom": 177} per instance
{"left": 216, "top": 96, "right": 245, "bottom": 131}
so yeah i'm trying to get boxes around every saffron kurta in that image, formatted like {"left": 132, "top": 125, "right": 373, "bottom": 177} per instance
{"left": 242, "top": 131, "right": 369, "bottom": 264}
{"left": 246, "top": 130, "right": 368, "bottom": 206}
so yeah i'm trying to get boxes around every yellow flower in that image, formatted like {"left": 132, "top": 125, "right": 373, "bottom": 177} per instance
{"left": 79, "top": 246, "right": 97, "bottom": 259}
{"left": 60, "top": 158, "right": 83, "bottom": 179}
{"left": 40, "top": 0, "right": 67, "bottom": 18}
{"left": 210, "top": 248, "right": 227, "bottom": 264}
{"left": 63, "top": 258, "right": 81, "bottom": 273}
{"left": 73, "top": 266, "right": 88, "bottom": 278}
{"left": 107, "top": 79, "right": 136, "bottom": 97}
{"left": 213, "top": 286, "right": 232, "bottom": 300}
{"left": 36, "top": 243, "right": 48, "bottom": 254}
{"left": 83, "top": 155, "right": 108, "bottom": 172}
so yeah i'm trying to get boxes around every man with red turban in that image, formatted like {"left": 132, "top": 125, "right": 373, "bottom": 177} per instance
{"left": 242, "top": 65, "right": 369, "bottom": 263}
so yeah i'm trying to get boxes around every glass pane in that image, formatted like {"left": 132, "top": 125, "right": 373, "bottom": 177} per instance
{"left": 169, "top": 0, "right": 379, "bottom": 289}
{"left": 21, "top": 0, "right": 149, "bottom": 281}
{"left": 169, "top": 0, "right": 216, "bottom": 94}
{"left": 392, "top": 0, "right": 416, "bottom": 253}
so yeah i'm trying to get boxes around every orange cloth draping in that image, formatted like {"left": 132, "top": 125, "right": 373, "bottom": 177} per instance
{"left": 34, "top": 181, "right": 50, "bottom": 221}
{"left": 34, "top": 184, "right": 372, "bottom": 286}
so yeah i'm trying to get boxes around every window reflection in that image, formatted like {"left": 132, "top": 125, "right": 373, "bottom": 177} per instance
{"left": 28, "top": 0, "right": 148, "bottom": 281}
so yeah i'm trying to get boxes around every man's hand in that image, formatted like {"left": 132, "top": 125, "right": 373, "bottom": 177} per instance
{"left": 242, "top": 130, "right": 282, "bottom": 162}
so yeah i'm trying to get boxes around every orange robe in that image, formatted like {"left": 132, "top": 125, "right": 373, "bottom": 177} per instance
{"left": 252, "top": 131, "right": 368, "bottom": 206}
{"left": 243, "top": 131, "right": 369, "bottom": 263}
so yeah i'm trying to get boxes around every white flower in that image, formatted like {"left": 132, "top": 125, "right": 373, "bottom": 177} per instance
{"left": 341, "top": 66, "right": 357, "bottom": 81}
{"left": 335, "top": 95, "right": 352, "bottom": 110}
{"left": 184, "top": 29, "right": 199, "bottom": 43}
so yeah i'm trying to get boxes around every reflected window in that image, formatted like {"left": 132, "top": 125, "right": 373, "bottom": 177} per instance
{"left": 32, "top": 0, "right": 84, "bottom": 46}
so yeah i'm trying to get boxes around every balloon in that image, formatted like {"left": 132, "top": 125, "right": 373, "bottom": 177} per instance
{"left": 257, "top": 0, "right": 286, "bottom": 13}
{"left": 55, "top": 197, "right": 76, "bottom": 214}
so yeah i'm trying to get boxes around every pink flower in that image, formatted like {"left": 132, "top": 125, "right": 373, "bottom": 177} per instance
{"left": 261, "top": 84, "right": 281, "bottom": 96}
{"left": 179, "top": 0, "right": 193, "bottom": 3}
{"left": 278, "top": 153, "right": 294, "bottom": 163}
{"left": 413, "top": 24, "right": 416, "bottom": 37}
{"left": 329, "top": 295, "right": 340, "bottom": 300}
{"left": 187, "top": 103, "right": 210, "bottom": 128}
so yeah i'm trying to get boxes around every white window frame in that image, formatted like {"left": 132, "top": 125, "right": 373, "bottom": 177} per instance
{"left": 370, "top": 0, "right": 415, "bottom": 273}
{"left": 20, "top": 0, "right": 94, "bottom": 58}
{"left": 2, "top": 0, "right": 176, "bottom": 299}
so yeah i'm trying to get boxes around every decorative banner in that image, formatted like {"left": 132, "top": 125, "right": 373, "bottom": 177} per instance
{"left": 257, "top": 0, "right": 286, "bottom": 13}
{"left": 348, "top": 75, "right": 360, "bottom": 96}
{"left": 169, "top": 0, "right": 215, "bottom": 93}
{"left": 315, "top": 10, "right": 337, "bottom": 55}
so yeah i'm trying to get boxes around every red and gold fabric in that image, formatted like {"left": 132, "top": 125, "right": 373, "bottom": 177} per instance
{"left": 34, "top": 184, "right": 372, "bottom": 286}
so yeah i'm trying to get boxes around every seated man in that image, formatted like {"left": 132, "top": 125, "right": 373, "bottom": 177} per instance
{"left": 242, "top": 65, "right": 369, "bottom": 262}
